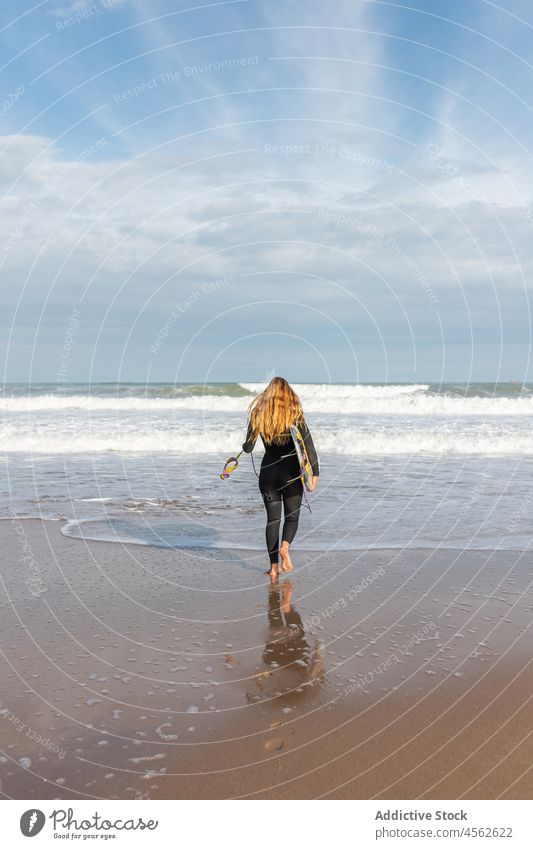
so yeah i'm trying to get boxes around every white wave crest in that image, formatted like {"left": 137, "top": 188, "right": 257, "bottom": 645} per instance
{"left": 317, "top": 429, "right": 533, "bottom": 455}
{"left": 3, "top": 425, "right": 533, "bottom": 455}
{"left": 0, "top": 384, "right": 533, "bottom": 421}
{"left": 240, "top": 382, "right": 430, "bottom": 399}
{"left": 4, "top": 385, "right": 533, "bottom": 416}
{"left": 0, "top": 394, "right": 250, "bottom": 413}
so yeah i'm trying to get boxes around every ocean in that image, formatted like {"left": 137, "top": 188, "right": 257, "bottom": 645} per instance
{"left": 2, "top": 381, "right": 533, "bottom": 552}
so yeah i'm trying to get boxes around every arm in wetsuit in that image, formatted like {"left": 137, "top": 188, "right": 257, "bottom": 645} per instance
{"left": 242, "top": 418, "right": 319, "bottom": 476}
{"left": 242, "top": 420, "right": 257, "bottom": 453}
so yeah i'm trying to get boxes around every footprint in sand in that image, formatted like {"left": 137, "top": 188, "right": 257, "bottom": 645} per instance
{"left": 264, "top": 738, "right": 284, "bottom": 751}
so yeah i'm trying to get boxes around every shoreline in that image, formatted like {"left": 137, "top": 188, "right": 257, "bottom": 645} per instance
{"left": 4, "top": 514, "right": 533, "bottom": 556}
{"left": 0, "top": 519, "right": 532, "bottom": 799}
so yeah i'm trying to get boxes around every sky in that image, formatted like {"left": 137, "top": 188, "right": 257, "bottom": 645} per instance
{"left": 1, "top": 0, "right": 533, "bottom": 383}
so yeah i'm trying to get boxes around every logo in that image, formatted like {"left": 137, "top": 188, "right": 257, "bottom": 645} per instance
{"left": 20, "top": 809, "right": 46, "bottom": 836}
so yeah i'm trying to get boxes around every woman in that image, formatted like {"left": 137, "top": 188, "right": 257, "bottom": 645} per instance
{"left": 242, "top": 377, "right": 319, "bottom": 579}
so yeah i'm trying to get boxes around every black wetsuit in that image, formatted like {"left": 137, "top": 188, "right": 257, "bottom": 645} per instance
{"left": 242, "top": 420, "right": 319, "bottom": 565}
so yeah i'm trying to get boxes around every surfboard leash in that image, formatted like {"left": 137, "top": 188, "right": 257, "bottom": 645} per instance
{"left": 220, "top": 442, "right": 311, "bottom": 512}
{"left": 219, "top": 451, "right": 242, "bottom": 479}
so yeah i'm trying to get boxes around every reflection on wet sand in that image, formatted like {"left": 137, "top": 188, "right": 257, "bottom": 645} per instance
{"left": 248, "top": 580, "right": 325, "bottom": 707}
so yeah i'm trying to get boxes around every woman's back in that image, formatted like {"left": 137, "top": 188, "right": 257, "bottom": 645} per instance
{"left": 240, "top": 376, "right": 319, "bottom": 578}
{"left": 243, "top": 419, "right": 318, "bottom": 476}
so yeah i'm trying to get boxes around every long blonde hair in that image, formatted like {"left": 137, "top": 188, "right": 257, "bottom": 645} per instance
{"left": 247, "top": 377, "right": 304, "bottom": 445}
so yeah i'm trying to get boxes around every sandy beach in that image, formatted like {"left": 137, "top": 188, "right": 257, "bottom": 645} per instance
{"left": 0, "top": 518, "right": 531, "bottom": 800}
{"left": 4, "top": 0, "right": 533, "bottom": 825}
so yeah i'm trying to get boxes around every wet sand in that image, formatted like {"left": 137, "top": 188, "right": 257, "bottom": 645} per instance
{"left": 0, "top": 518, "right": 532, "bottom": 799}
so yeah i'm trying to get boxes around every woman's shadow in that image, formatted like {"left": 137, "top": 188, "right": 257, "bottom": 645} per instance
{"left": 247, "top": 579, "right": 325, "bottom": 707}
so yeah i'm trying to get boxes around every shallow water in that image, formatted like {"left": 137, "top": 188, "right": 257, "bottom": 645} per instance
{"left": 3, "top": 382, "right": 533, "bottom": 552}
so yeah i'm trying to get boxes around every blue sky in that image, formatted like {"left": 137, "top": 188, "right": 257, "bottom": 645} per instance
{"left": 2, "top": 0, "right": 533, "bottom": 383}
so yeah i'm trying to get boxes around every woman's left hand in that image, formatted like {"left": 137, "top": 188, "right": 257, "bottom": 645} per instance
{"left": 308, "top": 476, "right": 318, "bottom": 492}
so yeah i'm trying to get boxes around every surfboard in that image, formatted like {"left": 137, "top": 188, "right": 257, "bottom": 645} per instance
{"left": 290, "top": 425, "right": 314, "bottom": 491}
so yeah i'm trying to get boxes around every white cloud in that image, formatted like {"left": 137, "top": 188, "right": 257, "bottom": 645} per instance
{"left": 4, "top": 0, "right": 533, "bottom": 379}
{"left": 1, "top": 130, "right": 531, "bottom": 302}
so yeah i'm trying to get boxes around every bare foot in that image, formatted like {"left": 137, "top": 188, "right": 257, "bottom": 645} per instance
{"left": 267, "top": 563, "right": 280, "bottom": 581}
{"left": 279, "top": 543, "right": 293, "bottom": 573}
{"left": 280, "top": 579, "right": 293, "bottom": 613}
